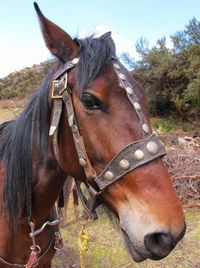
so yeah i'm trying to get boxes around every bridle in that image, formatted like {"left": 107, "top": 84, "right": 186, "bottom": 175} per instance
{"left": 50, "top": 57, "right": 166, "bottom": 220}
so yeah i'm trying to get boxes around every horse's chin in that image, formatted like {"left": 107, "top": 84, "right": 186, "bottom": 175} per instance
{"left": 121, "top": 228, "right": 147, "bottom": 262}
{"left": 121, "top": 228, "right": 167, "bottom": 262}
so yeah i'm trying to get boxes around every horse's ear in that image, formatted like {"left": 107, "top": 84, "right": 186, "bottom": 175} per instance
{"left": 34, "top": 2, "right": 78, "bottom": 62}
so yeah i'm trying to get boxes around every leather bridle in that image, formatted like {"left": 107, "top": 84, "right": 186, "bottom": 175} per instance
{"left": 50, "top": 57, "right": 166, "bottom": 220}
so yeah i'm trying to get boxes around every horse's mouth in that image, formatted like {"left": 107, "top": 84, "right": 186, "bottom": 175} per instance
{"left": 121, "top": 228, "right": 147, "bottom": 262}
{"left": 121, "top": 228, "right": 166, "bottom": 262}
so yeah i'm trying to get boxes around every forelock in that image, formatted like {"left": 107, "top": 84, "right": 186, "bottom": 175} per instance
{"left": 75, "top": 32, "right": 116, "bottom": 92}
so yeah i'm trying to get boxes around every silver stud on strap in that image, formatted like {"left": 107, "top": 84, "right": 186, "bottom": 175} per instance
{"left": 119, "top": 159, "right": 130, "bottom": 170}
{"left": 133, "top": 102, "right": 141, "bottom": 111}
{"left": 104, "top": 171, "right": 114, "bottom": 180}
{"left": 126, "top": 87, "right": 134, "bottom": 95}
{"left": 142, "top": 123, "right": 149, "bottom": 134}
{"left": 119, "top": 73, "right": 126, "bottom": 80}
{"left": 71, "top": 125, "right": 78, "bottom": 133}
{"left": 71, "top": 58, "right": 79, "bottom": 64}
{"left": 134, "top": 150, "right": 144, "bottom": 160}
{"left": 79, "top": 158, "right": 87, "bottom": 167}
{"left": 147, "top": 141, "right": 159, "bottom": 155}
{"left": 113, "top": 63, "right": 120, "bottom": 70}
{"left": 68, "top": 114, "right": 74, "bottom": 127}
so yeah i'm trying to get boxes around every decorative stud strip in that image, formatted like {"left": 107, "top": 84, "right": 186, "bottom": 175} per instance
{"left": 95, "top": 134, "right": 165, "bottom": 190}
{"left": 112, "top": 60, "right": 150, "bottom": 137}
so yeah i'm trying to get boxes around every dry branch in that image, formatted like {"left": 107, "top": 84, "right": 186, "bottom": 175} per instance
{"left": 164, "top": 146, "right": 200, "bottom": 207}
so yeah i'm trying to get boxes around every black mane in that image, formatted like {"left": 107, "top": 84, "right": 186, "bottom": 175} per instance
{"left": 75, "top": 32, "right": 116, "bottom": 92}
{"left": 0, "top": 71, "right": 53, "bottom": 228}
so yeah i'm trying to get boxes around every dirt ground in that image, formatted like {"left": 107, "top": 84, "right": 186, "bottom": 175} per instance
{"left": 53, "top": 243, "right": 80, "bottom": 268}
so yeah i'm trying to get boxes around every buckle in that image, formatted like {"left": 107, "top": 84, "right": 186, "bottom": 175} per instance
{"left": 51, "top": 74, "right": 68, "bottom": 99}
{"left": 54, "top": 232, "right": 63, "bottom": 250}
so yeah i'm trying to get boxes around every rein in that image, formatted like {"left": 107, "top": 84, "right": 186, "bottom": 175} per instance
{"left": 50, "top": 57, "right": 166, "bottom": 220}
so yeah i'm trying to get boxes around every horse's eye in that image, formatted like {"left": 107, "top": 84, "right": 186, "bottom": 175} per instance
{"left": 80, "top": 93, "right": 101, "bottom": 110}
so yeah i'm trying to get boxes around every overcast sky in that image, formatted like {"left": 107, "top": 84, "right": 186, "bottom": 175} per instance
{"left": 0, "top": 0, "right": 199, "bottom": 78}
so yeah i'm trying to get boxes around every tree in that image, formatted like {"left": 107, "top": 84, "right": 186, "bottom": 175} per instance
{"left": 133, "top": 17, "right": 200, "bottom": 124}
{"left": 120, "top": 52, "right": 136, "bottom": 70}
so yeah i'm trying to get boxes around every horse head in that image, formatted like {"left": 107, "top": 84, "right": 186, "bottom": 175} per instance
{"left": 35, "top": 3, "right": 185, "bottom": 262}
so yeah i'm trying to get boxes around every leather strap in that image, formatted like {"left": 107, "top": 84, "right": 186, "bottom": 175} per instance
{"left": 94, "top": 134, "right": 165, "bottom": 190}
{"left": 25, "top": 250, "right": 38, "bottom": 268}
{"left": 62, "top": 86, "right": 97, "bottom": 181}
{"left": 75, "top": 180, "right": 98, "bottom": 220}
{"left": 49, "top": 100, "right": 63, "bottom": 162}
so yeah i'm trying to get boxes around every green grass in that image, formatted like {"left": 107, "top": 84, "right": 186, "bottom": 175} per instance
{"left": 150, "top": 117, "right": 195, "bottom": 134}
{"left": 54, "top": 202, "right": 200, "bottom": 268}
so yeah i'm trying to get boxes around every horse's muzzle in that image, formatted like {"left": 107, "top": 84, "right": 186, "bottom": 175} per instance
{"left": 121, "top": 223, "right": 186, "bottom": 262}
{"left": 144, "top": 228, "right": 186, "bottom": 260}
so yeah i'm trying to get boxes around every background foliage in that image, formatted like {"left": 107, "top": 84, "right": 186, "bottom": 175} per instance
{"left": 130, "top": 17, "right": 200, "bottom": 124}
{"left": 0, "top": 61, "right": 52, "bottom": 99}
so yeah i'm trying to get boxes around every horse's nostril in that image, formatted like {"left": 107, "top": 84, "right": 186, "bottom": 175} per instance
{"left": 144, "top": 232, "right": 175, "bottom": 258}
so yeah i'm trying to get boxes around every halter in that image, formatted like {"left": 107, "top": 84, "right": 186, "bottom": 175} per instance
{"left": 50, "top": 57, "right": 166, "bottom": 220}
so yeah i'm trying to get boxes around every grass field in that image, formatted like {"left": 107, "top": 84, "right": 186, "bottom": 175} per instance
{"left": 53, "top": 203, "right": 200, "bottom": 268}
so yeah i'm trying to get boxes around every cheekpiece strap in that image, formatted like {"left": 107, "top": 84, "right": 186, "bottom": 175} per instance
{"left": 54, "top": 58, "right": 79, "bottom": 80}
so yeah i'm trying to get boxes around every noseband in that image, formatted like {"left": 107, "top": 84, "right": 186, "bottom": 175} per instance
{"left": 50, "top": 57, "right": 166, "bottom": 220}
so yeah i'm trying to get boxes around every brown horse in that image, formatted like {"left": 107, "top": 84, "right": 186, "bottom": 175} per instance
{"left": 0, "top": 2, "right": 185, "bottom": 267}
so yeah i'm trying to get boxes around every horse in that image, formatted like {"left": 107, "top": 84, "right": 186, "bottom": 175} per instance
{"left": 0, "top": 2, "right": 185, "bottom": 267}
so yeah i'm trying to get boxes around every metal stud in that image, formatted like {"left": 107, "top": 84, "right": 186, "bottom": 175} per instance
{"left": 113, "top": 63, "right": 120, "bottom": 70}
{"left": 142, "top": 123, "right": 149, "bottom": 134}
{"left": 119, "top": 159, "right": 130, "bottom": 170}
{"left": 119, "top": 73, "right": 126, "bottom": 80}
{"left": 72, "top": 58, "right": 79, "bottom": 64}
{"left": 147, "top": 141, "right": 159, "bottom": 155}
{"left": 133, "top": 102, "right": 141, "bottom": 111}
{"left": 79, "top": 157, "right": 87, "bottom": 167}
{"left": 104, "top": 171, "right": 114, "bottom": 181}
{"left": 71, "top": 125, "right": 78, "bottom": 133}
{"left": 134, "top": 150, "right": 144, "bottom": 160}
{"left": 126, "top": 87, "right": 134, "bottom": 95}
{"left": 68, "top": 114, "right": 74, "bottom": 127}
